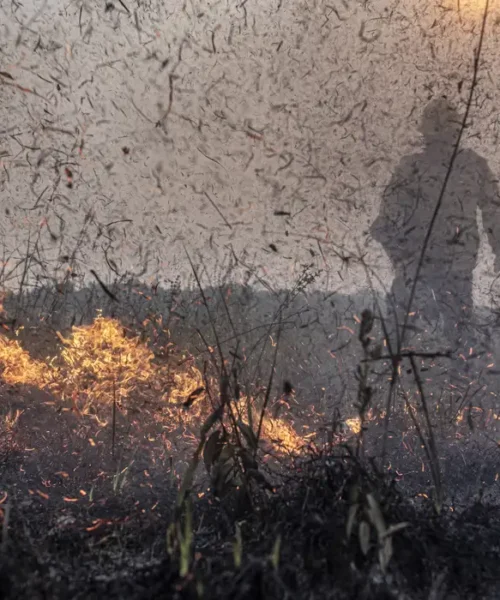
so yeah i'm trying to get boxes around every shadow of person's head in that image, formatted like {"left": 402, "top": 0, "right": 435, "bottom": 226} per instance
{"left": 418, "top": 97, "right": 462, "bottom": 146}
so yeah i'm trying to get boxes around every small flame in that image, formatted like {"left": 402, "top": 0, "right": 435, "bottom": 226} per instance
{"left": 262, "top": 414, "right": 307, "bottom": 454}
{"left": 345, "top": 417, "right": 362, "bottom": 434}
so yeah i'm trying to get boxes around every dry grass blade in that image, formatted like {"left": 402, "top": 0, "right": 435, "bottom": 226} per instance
{"left": 177, "top": 403, "right": 224, "bottom": 509}
{"left": 233, "top": 523, "right": 242, "bottom": 569}
{"left": 346, "top": 503, "right": 359, "bottom": 539}
{"left": 366, "top": 493, "right": 386, "bottom": 539}
{"left": 270, "top": 534, "right": 281, "bottom": 571}
{"left": 409, "top": 354, "right": 443, "bottom": 512}
{"left": 203, "top": 429, "right": 224, "bottom": 473}
{"left": 359, "top": 521, "right": 370, "bottom": 556}
{"left": 255, "top": 313, "right": 283, "bottom": 455}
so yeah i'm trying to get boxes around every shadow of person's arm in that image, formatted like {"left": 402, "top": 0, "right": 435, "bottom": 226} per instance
{"left": 371, "top": 175, "right": 403, "bottom": 243}
{"left": 478, "top": 161, "right": 500, "bottom": 272}
{"left": 370, "top": 158, "right": 421, "bottom": 265}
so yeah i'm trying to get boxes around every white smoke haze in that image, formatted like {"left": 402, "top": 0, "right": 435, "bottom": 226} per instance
{"left": 0, "top": 0, "right": 499, "bottom": 303}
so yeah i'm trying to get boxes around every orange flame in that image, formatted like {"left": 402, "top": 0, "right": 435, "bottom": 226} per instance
{"left": 0, "top": 314, "right": 306, "bottom": 456}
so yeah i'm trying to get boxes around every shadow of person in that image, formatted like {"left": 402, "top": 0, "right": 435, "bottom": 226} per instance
{"left": 371, "top": 98, "right": 500, "bottom": 384}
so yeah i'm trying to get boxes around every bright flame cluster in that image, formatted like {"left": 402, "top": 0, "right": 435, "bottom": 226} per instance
{"left": 261, "top": 414, "right": 308, "bottom": 454}
{"left": 0, "top": 336, "right": 51, "bottom": 387}
{"left": 59, "top": 316, "right": 157, "bottom": 403}
{"left": 0, "top": 315, "right": 203, "bottom": 410}
{"left": 0, "top": 315, "right": 307, "bottom": 455}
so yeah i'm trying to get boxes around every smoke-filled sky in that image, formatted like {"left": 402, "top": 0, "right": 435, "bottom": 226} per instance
{"left": 0, "top": 0, "right": 499, "bottom": 304}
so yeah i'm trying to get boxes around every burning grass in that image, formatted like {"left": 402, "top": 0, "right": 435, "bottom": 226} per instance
{"left": 0, "top": 335, "right": 52, "bottom": 387}
{"left": 1, "top": 308, "right": 500, "bottom": 599}
{"left": 0, "top": 314, "right": 205, "bottom": 411}
{"left": 58, "top": 315, "right": 158, "bottom": 403}
{"left": 0, "top": 314, "right": 308, "bottom": 457}
{"left": 261, "top": 413, "right": 310, "bottom": 455}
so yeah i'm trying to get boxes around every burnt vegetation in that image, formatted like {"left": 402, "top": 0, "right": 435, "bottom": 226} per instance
{"left": 1, "top": 1, "right": 500, "bottom": 599}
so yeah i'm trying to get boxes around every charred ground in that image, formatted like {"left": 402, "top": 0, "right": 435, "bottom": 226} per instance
{"left": 0, "top": 282, "right": 499, "bottom": 599}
